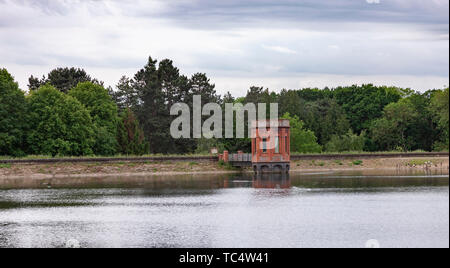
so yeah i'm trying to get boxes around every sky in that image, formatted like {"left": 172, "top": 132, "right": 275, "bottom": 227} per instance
{"left": 0, "top": 0, "right": 448, "bottom": 96}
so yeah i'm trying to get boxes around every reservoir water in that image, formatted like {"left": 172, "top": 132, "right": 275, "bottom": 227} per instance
{"left": 0, "top": 170, "right": 448, "bottom": 248}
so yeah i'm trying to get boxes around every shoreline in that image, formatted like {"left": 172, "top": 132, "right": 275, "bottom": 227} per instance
{"left": 0, "top": 156, "right": 448, "bottom": 180}
{"left": 1, "top": 168, "right": 448, "bottom": 182}
{"left": 1, "top": 152, "right": 448, "bottom": 164}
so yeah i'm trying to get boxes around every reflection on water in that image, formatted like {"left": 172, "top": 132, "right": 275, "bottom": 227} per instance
{"left": 0, "top": 169, "right": 448, "bottom": 248}
{"left": 1, "top": 169, "right": 448, "bottom": 191}
{"left": 252, "top": 173, "right": 291, "bottom": 189}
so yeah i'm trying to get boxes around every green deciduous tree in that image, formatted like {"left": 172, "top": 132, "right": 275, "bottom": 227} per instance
{"left": 69, "top": 82, "right": 119, "bottom": 156}
{"left": 296, "top": 87, "right": 333, "bottom": 102}
{"left": 27, "top": 85, "right": 95, "bottom": 156}
{"left": 0, "top": 69, "right": 27, "bottom": 156}
{"left": 429, "top": 88, "right": 449, "bottom": 151}
{"left": 282, "top": 113, "right": 322, "bottom": 153}
{"left": 333, "top": 84, "right": 402, "bottom": 133}
{"left": 370, "top": 99, "right": 419, "bottom": 151}
{"left": 302, "top": 98, "right": 350, "bottom": 145}
{"left": 404, "top": 92, "right": 437, "bottom": 151}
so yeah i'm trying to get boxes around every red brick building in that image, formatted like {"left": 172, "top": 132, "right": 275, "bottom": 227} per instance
{"left": 251, "top": 119, "right": 290, "bottom": 173}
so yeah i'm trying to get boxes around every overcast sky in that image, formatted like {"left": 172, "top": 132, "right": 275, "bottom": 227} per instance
{"left": 0, "top": 0, "right": 448, "bottom": 96}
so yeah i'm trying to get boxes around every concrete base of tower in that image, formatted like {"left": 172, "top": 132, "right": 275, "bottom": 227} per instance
{"left": 252, "top": 162, "right": 290, "bottom": 174}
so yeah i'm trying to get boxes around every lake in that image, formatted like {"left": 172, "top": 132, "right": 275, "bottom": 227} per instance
{"left": 0, "top": 169, "right": 448, "bottom": 248}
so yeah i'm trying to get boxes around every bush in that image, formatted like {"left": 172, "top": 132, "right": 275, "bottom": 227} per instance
{"left": 0, "top": 163, "right": 12, "bottom": 169}
{"left": 325, "top": 130, "right": 366, "bottom": 152}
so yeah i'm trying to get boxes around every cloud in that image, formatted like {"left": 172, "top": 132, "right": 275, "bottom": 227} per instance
{"left": 262, "top": 45, "right": 298, "bottom": 55}
{"left": 366, "top": 0, "right": 381, "bottom": 4}
{"left": 139, "top": 0, "right": 449, "bottom": 33}
{"left": 0, "top": 0, "right": 448, "bottom": 95}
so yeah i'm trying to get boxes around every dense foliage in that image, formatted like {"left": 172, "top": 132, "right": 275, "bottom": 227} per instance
{"left": 117, "top": 108, "right": 149, "bottom": 155}
{"left": 114, "top": 57, "right": 218, "bottom": 154}
{"left": 69, "top": 82, "right": 119, "bottom": 156}
{"left": 333, "top": 85, "right": 402, "bottom": 133}
{"left": 281, "top": 113, "right": 322, "bottom": 153}
{"left": 0, "top": 69, "right": 27, "bottom": 156}
{"left": 26, "top": 85, "right": 95, "bottom": 156}
{"left": 325, "top": 130, "right": 366, "bottom": 153}
{"left": 430, "top": 88, "right": 449, "bottom": 151}
{"left": 0, "top": 56, "right": 448, "bottom": 157}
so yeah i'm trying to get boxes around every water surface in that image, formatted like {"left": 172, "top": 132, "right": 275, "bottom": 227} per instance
{"left": 0, "top": 170, "right": 448, "bottom": 248}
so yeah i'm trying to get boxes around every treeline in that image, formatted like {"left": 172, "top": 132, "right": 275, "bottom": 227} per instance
{"left": 1, "top": 56, "right": 449, "bottom": 157}
{"left": 1, "top": 69, "right": 148, "bottom": 157}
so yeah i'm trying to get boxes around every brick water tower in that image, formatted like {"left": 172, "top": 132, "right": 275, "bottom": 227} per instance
{"left": 251, "top": 119, "right": 290, "bottom": 173}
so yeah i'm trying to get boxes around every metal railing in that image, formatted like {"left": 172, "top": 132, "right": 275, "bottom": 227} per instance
{"left": 228, "top": 153, "right": 252, "bottom": 162}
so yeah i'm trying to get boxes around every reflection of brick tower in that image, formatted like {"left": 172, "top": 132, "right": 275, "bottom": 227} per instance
{"left": 253, "top": 173, "right": 291, "bottom": 189}
{"left": 251, "top": 119, "right": 290, "bottom": 173}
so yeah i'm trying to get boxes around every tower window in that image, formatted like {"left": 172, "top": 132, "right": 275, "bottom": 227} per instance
{"left": 275, "top": 137, "right": 279, "bottom": 154}
{"left": 285, "top": 136, "right": 288, "bottom": 153}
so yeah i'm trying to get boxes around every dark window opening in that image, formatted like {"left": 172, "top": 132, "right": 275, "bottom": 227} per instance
{"left": 285, "top": 136, "right": 288, "bottom": 153}
{"left": 275, "top": 137, "right": 279, "bottom": 154}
